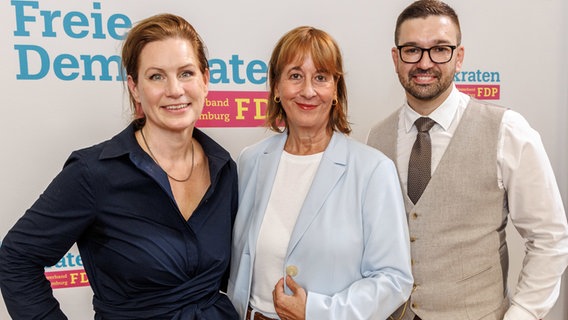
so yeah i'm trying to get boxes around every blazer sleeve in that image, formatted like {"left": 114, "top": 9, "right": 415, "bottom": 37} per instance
{"left": 305, "top": 158, "right": 413, "bottom": 320}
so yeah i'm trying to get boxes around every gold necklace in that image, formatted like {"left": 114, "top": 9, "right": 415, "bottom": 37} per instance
{"left": 140, "top": 128, "right": 194, "bottom": 183}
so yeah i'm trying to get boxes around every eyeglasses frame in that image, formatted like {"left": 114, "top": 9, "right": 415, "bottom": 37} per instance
{"left": 396, "top": 45, "right": 458, "bottom": 64}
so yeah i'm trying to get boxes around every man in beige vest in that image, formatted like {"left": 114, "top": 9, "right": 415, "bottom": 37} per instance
{"left": 366, "top": 1, "right": 568, "bottom": 319}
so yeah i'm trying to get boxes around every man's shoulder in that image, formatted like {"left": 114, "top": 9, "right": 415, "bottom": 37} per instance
{"left": 369, "top": 108, "right": 401, "bottom": 132}
{"left": 367, "top": 108, "right": 401, "bottom": 148}
{"left": 466, "top": 98, "right": 508, "bottom": 114}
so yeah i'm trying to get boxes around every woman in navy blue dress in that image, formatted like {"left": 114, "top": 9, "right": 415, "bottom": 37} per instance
{"left": 0, "top": 13, "right": 239, "bottom": 319}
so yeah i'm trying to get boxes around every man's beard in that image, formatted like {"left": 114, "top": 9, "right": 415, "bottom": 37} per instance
{"left": 400, "top": 68, "right": 452, "bottom": 101}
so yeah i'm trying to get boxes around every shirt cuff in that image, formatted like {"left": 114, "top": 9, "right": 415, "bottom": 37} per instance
{"left": 504, "top": 304, "right": 539, "bottom": 320}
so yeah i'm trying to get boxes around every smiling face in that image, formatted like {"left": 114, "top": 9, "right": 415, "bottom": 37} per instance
{"left": 127, "top": 37, "right": 209, "bottom": 132}
{"left": 275, "top": 54, "right": 337, "bottom": 136}
{"left": 392, "top": 15, "right": 464, "bottom": 114}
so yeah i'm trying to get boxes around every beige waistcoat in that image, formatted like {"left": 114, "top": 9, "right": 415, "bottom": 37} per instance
{"left": 367, "top": 99, "right": 510, "bottom": 320}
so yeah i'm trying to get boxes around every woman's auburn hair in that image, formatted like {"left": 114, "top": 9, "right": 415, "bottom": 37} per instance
{"left": 265, "top": 26, "right": 351, "bottom": 134}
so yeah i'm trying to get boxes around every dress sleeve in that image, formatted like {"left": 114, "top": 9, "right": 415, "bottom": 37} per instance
{"left": 0, "top": 151, "right": 97, "bottom": 319}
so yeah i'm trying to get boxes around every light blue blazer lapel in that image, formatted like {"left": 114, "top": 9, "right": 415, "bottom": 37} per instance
{"left": 286, "top": 132, "right": 347, "bottom": 256}
{"left": 247, "top": 134, "right": 287, "bottom": 255}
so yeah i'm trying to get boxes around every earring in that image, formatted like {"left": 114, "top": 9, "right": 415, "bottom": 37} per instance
{"left": 274, "top": 96, "right": 281, "bottom": 103}
{"left": 332, "top": 99, "right": 338, "bottom": 106}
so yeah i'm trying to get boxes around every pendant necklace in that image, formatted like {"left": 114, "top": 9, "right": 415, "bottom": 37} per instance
{"left": 140, "top": 128, "right": 194, "bottom": 183}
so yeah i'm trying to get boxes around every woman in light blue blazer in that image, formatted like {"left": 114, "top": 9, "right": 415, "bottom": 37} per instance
{"left": 227, "top": 26, "right": 413, "bottom": 320}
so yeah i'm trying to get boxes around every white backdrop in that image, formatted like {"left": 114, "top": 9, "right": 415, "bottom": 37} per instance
{"left": 1, "top": 0, "right": 566, "bottom": 319}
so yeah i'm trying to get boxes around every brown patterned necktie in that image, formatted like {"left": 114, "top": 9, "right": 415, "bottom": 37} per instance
{"left": 407, "top": 117, "right": 437, "bottom": 204}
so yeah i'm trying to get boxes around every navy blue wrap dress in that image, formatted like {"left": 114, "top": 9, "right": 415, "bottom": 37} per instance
{"left": 0, "top": 123, "right": 239, "bottom": 319}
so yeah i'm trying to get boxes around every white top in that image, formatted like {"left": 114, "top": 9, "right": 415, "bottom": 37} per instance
{"left": 250, "top": 151, "right": 323, "bottom": 314}
{"left": 396, "top": 85, "right": 568, "bottom": 320}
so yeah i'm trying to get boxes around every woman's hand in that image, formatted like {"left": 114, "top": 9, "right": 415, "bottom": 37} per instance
{"left": 272, "top": 276, "right": 307, "bottom": 320}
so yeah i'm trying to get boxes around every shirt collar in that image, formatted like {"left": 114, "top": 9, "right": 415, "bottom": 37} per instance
{"left": 403, "top": 84, "right": 464, "bottom": 133}
{"left": 98, "top": 123, "right": 140, "bottom": 160}
{"left": 98, "top": 122, "right": 232, "bottom": 166}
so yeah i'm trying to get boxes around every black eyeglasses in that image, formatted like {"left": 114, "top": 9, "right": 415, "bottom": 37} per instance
{"left": 396, "top": 45, "right": 457, "bottom": 64}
